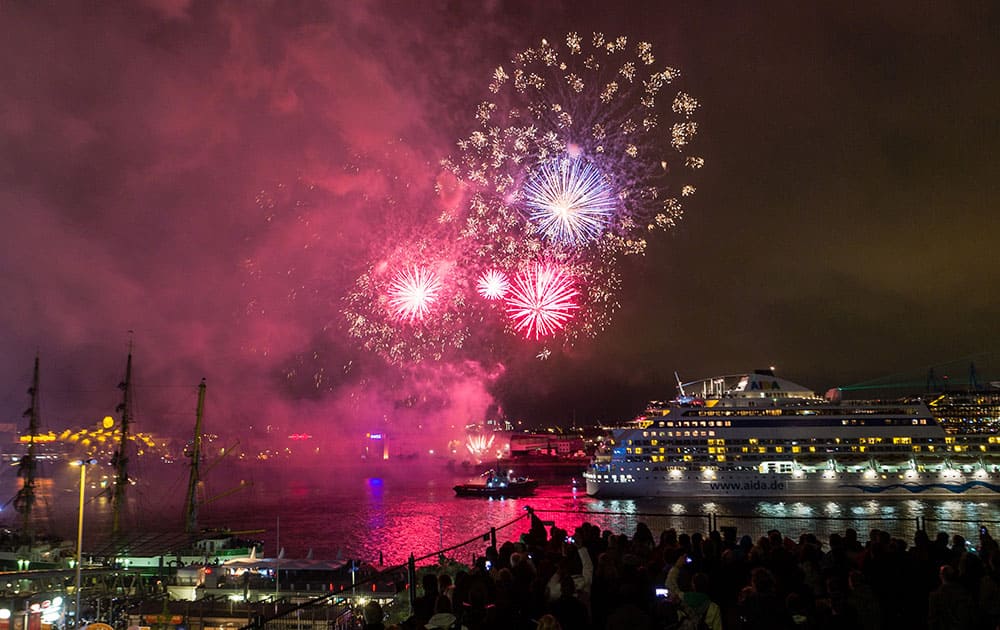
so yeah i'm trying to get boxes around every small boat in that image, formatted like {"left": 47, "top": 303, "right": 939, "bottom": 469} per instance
{"left": 454, "top": 470, "right": 538, "bottom": 498}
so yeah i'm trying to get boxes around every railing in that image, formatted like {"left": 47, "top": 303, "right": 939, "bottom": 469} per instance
{"left": 243, "top": 507, "right": 999, "bottom": 629}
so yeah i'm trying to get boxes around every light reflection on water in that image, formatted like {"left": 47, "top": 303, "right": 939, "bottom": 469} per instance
{"left": 189, "top": 470, "right": 1000, "bottom": 566}
{"left": 6, "top": 466, "right": 998, "bottom": 567}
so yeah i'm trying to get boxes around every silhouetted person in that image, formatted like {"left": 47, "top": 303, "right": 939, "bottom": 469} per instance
{"left": 548, "top": 574, "right": 589, "bottom": 630}
{"left": 412, "top": 573, "right": 440, "bottom": 627}
{"left": 737, "top": 567, "right": 791, "bottom": 630}
{"left": 535, "top": 614, "right": 562, "bottom": 630}
{"left": 362, "top": 600, "right": 386, "bottom": 630}
{"left": 681, "top": 572, "right": 722, "bottom": 630}
{"left": 928, "top": 564, "right": 975, "bottom": 630}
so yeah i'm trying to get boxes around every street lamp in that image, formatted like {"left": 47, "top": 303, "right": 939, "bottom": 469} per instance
{"left": 71, "top": 459, "right": 96, "bottom": 630}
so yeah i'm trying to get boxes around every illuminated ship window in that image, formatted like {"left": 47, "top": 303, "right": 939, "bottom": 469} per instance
{"left": 792, "top": 446, "right": 801, "bottom": 454}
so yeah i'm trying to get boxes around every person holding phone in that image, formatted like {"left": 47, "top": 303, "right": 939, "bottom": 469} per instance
{"left": 665, "top": 552, "right": 693, "bottom": 595}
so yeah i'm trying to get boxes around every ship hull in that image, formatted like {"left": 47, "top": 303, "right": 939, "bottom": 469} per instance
{"left": 585, "top": 469, "right": 1000, "bottom": 498}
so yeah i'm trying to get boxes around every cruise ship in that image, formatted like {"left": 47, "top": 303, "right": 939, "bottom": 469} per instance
{"left": 584, "top": 370, "right": 1000, "bottom": 498}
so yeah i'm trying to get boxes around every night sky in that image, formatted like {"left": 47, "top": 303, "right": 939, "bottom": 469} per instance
{"left": 2, "top": 1, "right": 998, "bottom": 445}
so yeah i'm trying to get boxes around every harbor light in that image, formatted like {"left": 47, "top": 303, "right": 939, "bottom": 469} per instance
{"left": 71, "top": 458, "right": 97, "bottom": 630}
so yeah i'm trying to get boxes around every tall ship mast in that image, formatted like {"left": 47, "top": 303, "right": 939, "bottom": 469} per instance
{"left": 111, "top": 344, "right": 134, "bottom": 537}
{"left": 13, "top": 354, "right": 41, "bottom": 541}
{"left": 184, "top": 379, "right": 206, "bottom": 534}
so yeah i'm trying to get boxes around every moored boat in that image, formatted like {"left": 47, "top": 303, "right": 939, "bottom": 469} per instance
{"left": 454, "top": 470, "right": 538, "bottom": 498}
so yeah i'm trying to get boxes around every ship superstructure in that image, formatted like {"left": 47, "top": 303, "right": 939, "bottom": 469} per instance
{"left": 584, "top": 369, "right": 1000, "bottom": 498}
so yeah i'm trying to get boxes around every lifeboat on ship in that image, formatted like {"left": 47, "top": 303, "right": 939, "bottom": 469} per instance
{"left": 792, "top": 453, "right": 829, "bottom": 467}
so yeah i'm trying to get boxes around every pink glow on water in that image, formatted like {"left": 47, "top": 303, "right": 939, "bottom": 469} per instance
{"left": 504, "top": 263, "right": 580, "bottom": 339}
{"left": 386, "top": 265, "right": 442, "bottom": 322}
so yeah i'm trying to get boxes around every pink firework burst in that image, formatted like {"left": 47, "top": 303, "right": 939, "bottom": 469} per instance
{"left": 476, "top": 269, "right": 510, "bottom": 300}
{"left": 505, "top": 263, "right": 580, "bottom": 339}
{"left": 387, "top": 266, "right": 442, "bottom": 322}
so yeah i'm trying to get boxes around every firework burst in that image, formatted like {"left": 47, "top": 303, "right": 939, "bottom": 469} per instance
{"left": 446, "top": 31, "right": 702, "bottom": 256}
{"left": 343, "top": 236, "right": 475, "bottom": 365}
{"left": 522, "top": 157, "right": 618, "bottom": 245}
{"left": 387, "top": 265, "right": 443, "bottom": 322}
{"left": 476, "top": 269, "right": 510, "bottom": 300}
{"left": 465, "top": 433, "right": 497, "bottom": 459}
{"left": 505, "top": 263, "right": 580, "bottom": 340}
{"left": 435, "top": 32, "right": 702, "bottom": 347}
{"left": 341, "top": 33, "right": 702, "bottom": 364}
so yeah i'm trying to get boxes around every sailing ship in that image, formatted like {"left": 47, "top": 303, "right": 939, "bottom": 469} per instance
{"left": 0, "top": 354, "right": 74, "bottom": 570}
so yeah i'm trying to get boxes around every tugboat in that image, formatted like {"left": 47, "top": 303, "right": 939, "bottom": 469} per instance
{"left": 453, "top": 469, "right": 538, "bottom": 498}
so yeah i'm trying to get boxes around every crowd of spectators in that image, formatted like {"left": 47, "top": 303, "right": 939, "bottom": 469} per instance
{"left": 362, "top": 513, "right": 1000, "bottom": 630}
